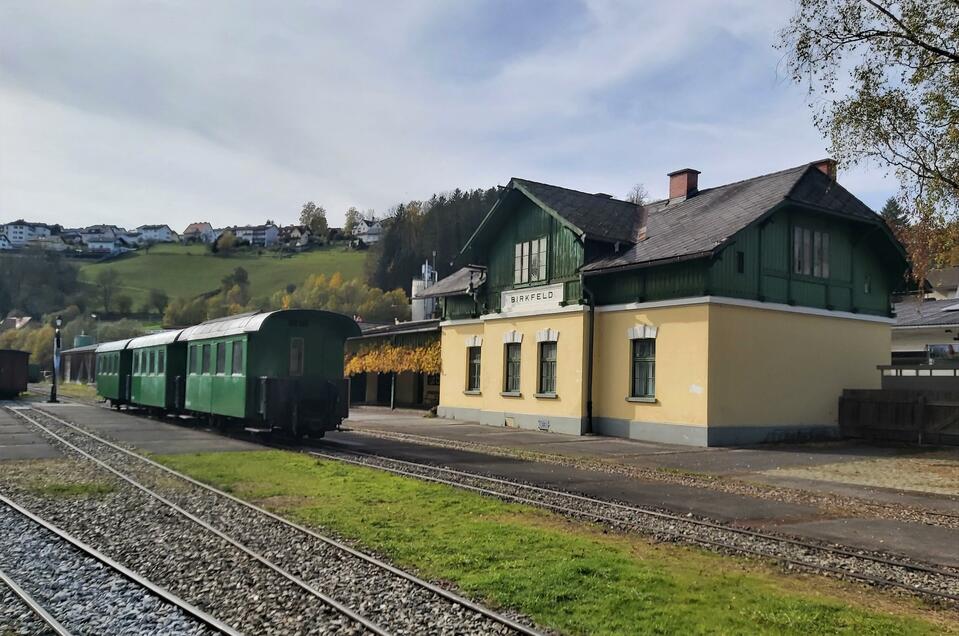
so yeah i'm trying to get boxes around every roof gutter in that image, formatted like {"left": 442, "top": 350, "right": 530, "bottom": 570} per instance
{"left": 581, "top": 249, "right": 714, "bottom": 277}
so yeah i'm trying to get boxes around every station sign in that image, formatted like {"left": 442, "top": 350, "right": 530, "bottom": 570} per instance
{"left": 501, "top": 282, "right": 565, "bottom": 312}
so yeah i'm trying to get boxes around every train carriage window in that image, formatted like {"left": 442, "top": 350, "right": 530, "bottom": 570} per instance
{"left": 133, "top": 352, "right": 139, "bottom": 375}
{"left": 289, "top": 337, "right": 304, "bottom": 376}
{"left": 190, "top": 345, "right": 198, "bottom": 374}
{"left": 111, "top": 354, "right": 117, "bottom": 374}
{"left": 231, "top": 341, "right": 243, "bottom": 375}
{"left": 158, "top": 350, "right": 165, "bottom": 374}
{"left": 201, "top": 344, "right": 211, "bottom": 374}
{"left": 150, "top": 350, "right": 157, "bottom": 375}
{"left": 215, "top": 342, "right": 226, "bottom": 375}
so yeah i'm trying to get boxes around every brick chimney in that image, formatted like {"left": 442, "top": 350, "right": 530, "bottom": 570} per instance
{"left": 668, "top": 168, "right": 700, "bottom": 200}
{"left": 813, "top": 158, "right": 837, "bottom": 180}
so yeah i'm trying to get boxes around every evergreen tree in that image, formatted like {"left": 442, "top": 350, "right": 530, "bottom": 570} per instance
{"left": 880, "top": 197, "right": 908, "bottom": 232}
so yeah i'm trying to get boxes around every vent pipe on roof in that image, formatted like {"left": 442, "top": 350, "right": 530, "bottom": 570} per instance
{"left": 667, "top": 168, "right": 700, "bottom": 201}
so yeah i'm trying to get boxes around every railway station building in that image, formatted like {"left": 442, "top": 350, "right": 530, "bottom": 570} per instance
{"left": 419, "top": 160, "right": 907, "bottom": 446}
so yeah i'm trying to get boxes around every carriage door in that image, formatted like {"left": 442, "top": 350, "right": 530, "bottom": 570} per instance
{"left": 289, "top": 337, "right": 305, "bottom": 377}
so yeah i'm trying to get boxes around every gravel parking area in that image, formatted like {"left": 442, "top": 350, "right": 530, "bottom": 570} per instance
{"left": 766, "top": 450, "right": 959, "bottom": 496}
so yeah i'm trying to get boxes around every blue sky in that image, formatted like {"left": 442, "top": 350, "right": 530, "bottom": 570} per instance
{"left": 0, "top": 0, "right": 897, "bottom": 231}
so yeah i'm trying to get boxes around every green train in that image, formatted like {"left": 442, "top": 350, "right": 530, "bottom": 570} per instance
{"left": 95, "top": 309, "right": 360, "bottom": 437}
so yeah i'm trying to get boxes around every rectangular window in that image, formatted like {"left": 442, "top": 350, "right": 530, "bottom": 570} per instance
{"left": 215, "top": 342, "right": 226, "bottom": 374}
{"left": 190, "top": 345, "right": 198, "bottom": 374}
{"left": 201, "top": 344, "right": 211, "bottom": 374}
{"left": 112, "top": 354, "right": 118, "bottom": 374}
{"left": 149, "top": 350, "right": 156, "bottom": 375}
{"left": 630, "top": 338, "right": 656, "bottom": 398}
{"left": 793, "top": 226, "right": 830, "bottom": 279}
{"left": 513, "top": 236, "right": 547, "bottom": 284}
{"left": 289, "top": 337, "right": 305, "bottom": 376}
{"left": 158, "top": 350, "right": 165, "bottom": 374}
{"left": 133, "top": 351, "right": 140, "bottom": 374}
{"left": 231, "top": 341, "right": 244, "bottom": 375}
{"left": 538, "top": 341, "right": 557, "bottom": 394}
{"left": 504, "top": 343, "right": 521, "bottom": 393}
{"left": 466, "top": 346, "right": 481, "bottom": 391}
{"left": 736, "top": 250, "right": 745, "bottom": 274}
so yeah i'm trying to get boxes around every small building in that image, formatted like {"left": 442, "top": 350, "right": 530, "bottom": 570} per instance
{"left": 232, "top": 223, "right": 279, "bottom": 247}
{"left": 346, "top": 319, "right": 441, "bottom": 409}
{"left": 891, "top": 297, "right": 959, "bottom": 365}
{"left": 0, "top": 234, "right": 12, "bottom": 250}
{"left": 278, "top": 225, "right": 311, "bottom": 249}
{"left": 182, "top": 221, "right": 216, "bottom": 243}
{"left": 353, "top": 218, "right": 383, "bottom": 245}
{"left": 59, "top": 342, "right": 98, "bottom": 384}
{"left": 1, "top": 220, "right": 53, "bottom": 247}
{"left": 422, "top": 160, "right": 907, "bottom": 446}
{"left": 136, "top": 224, "right": 179, "bottom": 243}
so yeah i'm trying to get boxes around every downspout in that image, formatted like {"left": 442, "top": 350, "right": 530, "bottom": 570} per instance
{"left": 581, "top": 271, "right": 595, "bottom": 435}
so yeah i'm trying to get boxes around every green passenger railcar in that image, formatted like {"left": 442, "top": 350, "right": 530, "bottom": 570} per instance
{"left": 180, "top": 309, "right": 360, "bottom": 437}
{"left": 129, "top": 331, "right": 188, "bottom": 410}
{"left": 95, "top": 339, "right": 133, "bottom": 406}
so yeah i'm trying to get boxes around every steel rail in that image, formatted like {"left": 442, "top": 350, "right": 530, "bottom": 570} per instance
{"left": 7, "top": 407, "right": 390, "bottom": 636}
{"left": 314, "top": 446, "right": 959, "bottom": 579}
{"left": 25, "top": 406, "right": 545, "bottom": 636}
{"left": 0, "top": 566, "right": 73, "bottom": 636}
{"left": 0, "top": 493, "right": 238, "bottom": 636}
{"left": 305, "top": 448, "right": 959, "bottom": 604}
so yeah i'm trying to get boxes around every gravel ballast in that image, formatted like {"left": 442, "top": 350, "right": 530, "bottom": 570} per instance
{"left": 6, "top": 408, "right": 538, "bottom": 636}
{"left": 0, "top": 501, "right": 214, "bottom": 636}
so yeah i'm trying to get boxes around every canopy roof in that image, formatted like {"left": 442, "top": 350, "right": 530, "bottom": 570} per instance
{"left": 415, "top": 266, "right": 486, "bottom": 299}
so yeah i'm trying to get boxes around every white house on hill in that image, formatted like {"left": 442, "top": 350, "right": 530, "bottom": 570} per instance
{"left": 137, "top": 224, "right": 179, "bottom": 243}
{"left": 1, "top": 220, "right": 53, "bottom": 246}
{"left": 182, "top": 221, "right": 216, "bottom": 243}
{"left": 353, "top": 218, "right": 383, "bottom": 245}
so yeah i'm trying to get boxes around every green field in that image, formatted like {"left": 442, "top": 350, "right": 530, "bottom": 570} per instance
{"left": 159, "top": 450, "right": 955, "bottom": 636}
{"left": 76, "top": 244, "right": 366, "bottom": 306}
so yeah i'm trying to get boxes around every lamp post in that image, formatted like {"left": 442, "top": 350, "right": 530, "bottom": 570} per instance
{"left": 48, "top": 315, "right": 62, "bottom": 403}
{"left": 90, "top": 313, "right": 99, "bottom": 343}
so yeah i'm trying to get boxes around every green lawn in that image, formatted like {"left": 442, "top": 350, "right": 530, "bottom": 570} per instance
{"left": 76, "top": 244, "right": 366, "bottom": 306}
{"left": 158, "top": 450, "right": 954, "bottom": 636}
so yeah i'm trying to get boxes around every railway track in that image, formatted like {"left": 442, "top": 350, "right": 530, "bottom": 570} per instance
{"left": 7, "top": 406, "right": 543, "bottom": 636}
{"left": 0, "top": 492, "right": 234, "bottom": 636}
{"left": 300, "top": 445, "right": 959, "bottom": 604}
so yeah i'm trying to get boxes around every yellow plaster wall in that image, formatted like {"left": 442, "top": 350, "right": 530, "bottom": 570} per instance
{"left": 438, "top": 310, "right": 588, "bottom": 419}
{"left": 707, "top": 304, "right": 889, "bottom": 427}
{"left": 592, "top": 304, "right": 711, "bottom": 426}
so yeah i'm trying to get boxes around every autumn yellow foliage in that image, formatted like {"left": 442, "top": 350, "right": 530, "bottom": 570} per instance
{"left": 345, "top": 341, "right": 441, "bottom": 375}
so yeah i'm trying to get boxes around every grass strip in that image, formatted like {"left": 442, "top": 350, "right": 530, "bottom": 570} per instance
{"left": 158, "top": 450, "right": 956, "bottom": 636}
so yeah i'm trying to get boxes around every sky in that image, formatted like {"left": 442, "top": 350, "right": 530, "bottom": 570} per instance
{"left": 0, "top": 0, "right": 898, "bottom": 231}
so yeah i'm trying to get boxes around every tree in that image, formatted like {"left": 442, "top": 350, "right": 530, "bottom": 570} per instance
{"left": 300, "top": 201, "right": 329, "bottom": 241}
{"left": 148, "top": 288, "right": 169, "bottom": 315}
{"left": 779, "top": 1, "right": 959, "bottom": 222}
{"left": 95, "top": 269, "right": 121, "bottom": 312}
{"left": 626, "top": 183, "right": 650, "bottom": 205}
{"left": 115, "top": 294, "right": 133, "bottom": 315}
{"left": 213, "top": 230, "right": 237, "bottom": 255}
{"left": 880, "top": 197, "right": 909, "bottom": 232}
{"left": 344, "top": 206, "right": 362, "bottom": 236}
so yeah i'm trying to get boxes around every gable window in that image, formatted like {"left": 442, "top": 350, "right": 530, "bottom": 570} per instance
{"left": 736, "top": 251, "right": 745, "bottom": 274}
{"left": 513, "top": 237, "right": 547, "bottom": 284}
{"left": 290, "top": 337, "right": 305, "bottom": 376}
{"left": 538, "top": 341, "right": 557, "bottom": 395}
{"left": 793, "top": 227, "right": 830, "bottom": 279}
{"left": 466, "top": 346, "right": 481, "bottom": 392}
{"left": 630, "top": 338, "right": 656, "bottom": 398}
{"left": 504, "top": 343, "right": 521, "bottom": 393}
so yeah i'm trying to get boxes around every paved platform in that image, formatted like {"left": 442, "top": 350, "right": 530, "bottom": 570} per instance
{"left": 0, "top": 404, "right": 64, "bottom": 460}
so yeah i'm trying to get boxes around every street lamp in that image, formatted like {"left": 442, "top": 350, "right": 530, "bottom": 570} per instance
{"left": 90, "top": 313, "right": 100, "bottom": 343}
{"left": 48, "top": 315, "right": 62, "bottom": 403}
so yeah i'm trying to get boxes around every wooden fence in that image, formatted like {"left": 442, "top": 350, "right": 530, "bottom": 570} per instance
{"left": 838, "top": 389, "right": 959, "bottom": 446}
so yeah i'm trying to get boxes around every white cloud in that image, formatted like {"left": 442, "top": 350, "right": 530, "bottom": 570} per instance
{"left": 0, "top": 0, "right": 896, "bottom": 231}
